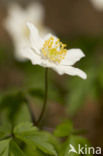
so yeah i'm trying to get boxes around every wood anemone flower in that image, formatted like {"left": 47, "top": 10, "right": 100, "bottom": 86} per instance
{"left": 22, "top": 22, "right": 87, "bottom": 79}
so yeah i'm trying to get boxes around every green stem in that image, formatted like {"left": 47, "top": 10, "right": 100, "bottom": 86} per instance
{"left": 36, "top": 68, "right": 48, "bottom": 125}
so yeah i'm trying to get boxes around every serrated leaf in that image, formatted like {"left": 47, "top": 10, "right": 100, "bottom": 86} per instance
{"left": 14, "top": 122, "right": 38, "bottom": 135}
{"left": 16, "top": 132, "right": 57, "bottom": 156}
{"left": 39, "top": 131, "right": 60, "bottom": 153}
{"left": 14, "top": 122, "right": 57, "bottom": 156}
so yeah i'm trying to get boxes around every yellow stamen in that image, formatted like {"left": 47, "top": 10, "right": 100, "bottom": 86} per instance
{"left": 42, "top": 36, "right": 67, "bottom": 63}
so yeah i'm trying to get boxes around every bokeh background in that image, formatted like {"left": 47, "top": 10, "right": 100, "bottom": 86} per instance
{"left": 0, "top": 0, "right": 103, "bottom": 149}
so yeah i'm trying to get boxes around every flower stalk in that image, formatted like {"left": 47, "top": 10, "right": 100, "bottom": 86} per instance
{"left": 36, "top": 68, "right": 48, "bottom": 125}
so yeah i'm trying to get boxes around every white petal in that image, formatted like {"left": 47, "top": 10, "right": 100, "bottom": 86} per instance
{"left": 61, "top": 49, "right": 85, "bottom": 66}
{"left": 43, "top": 33, "right": 56, "bottom": 41}
{"left": 8, "top": 3, "right": 24, "bottom": 19}
{"left": 65, "top": 66, "right": 87, "bottom": 79}
{"left": 27, "top": 22, "right": 43, "bottom": 53}
{"left": 37, "top": 58, "right": 87, "bottom": 79}
{"left": 90, "top": 0, "right": 103, "bottom": 10}
{"left": 51, "top": 65, "right": 87, "bottom": 79}
{"left": 4, "top": 4, "right": 24, "bottom": 39}
{"left": 21, "top": 46, "right": 87, "bottom": 79}
{"left": 14, "top": 40, "right": 28, "bottom": 61}
{"left": 27, "top": 2, "right": 44, "bottom": 24}
{"left": 21, "top": 47, "right": 42, "bottom": 65}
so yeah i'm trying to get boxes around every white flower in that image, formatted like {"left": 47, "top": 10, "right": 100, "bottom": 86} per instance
{"left": 90, "top": 0, "right": 103, "bottom": 11}
{"left": 4, "top": 2, "right": 49, "bottom": 60}
{"left": 22, "top": 22, "right": 87, "bottom": 79}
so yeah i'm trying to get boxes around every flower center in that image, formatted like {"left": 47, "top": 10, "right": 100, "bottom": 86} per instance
{"left": 41, "top": 36, "right": 67, "bottom": 63}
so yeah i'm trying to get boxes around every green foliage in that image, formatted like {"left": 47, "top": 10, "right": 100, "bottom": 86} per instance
{"left": 0, "top": 139, "right": 10, "bottom": 155}
{"left": 14, "top": 104, "right": 31, "bottom": 125}
{"left": 54, "top": 120, "right": 73, "bottom": 137}
{"left": 0, "top": 91, "right": 32, "bottom": 126}
{"left": 0, "top": 120, "right": 92, "bottom": 156}
{"left": 0, "top": 124, "right": 11, "bottom": 140}
{"left": 14, "top": 122, "right": 38, "bottom": 135}
{"left": 14, "top": 122, "right": 58, "bottom": 156}
{"left": 9, "top": 140, "right": 25, "bottom": 156}
{"left": 0, "top": 139, "right": 25, "bottom": 156}
{"left": 0, "top": 92, "right": 25, "bottom": 122}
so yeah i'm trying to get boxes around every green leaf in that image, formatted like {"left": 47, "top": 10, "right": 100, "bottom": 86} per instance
{"left": 9, "top": 140, "right": 25, "bottom": 156}
{"left": 17, "top": 132, "right": 57, "bottom": 156}
{"left": 14, "top": 104, "right": 31, "bottom": 125}
{"left": 0, "top": 124, "right": 11, "bottom": 140}
{"left": 54, "top": 120, "right": 73, "bottom": 137}
{"left": 23, "top": 144, "right": 46, "bottom": 156}
{"left": 24, "top": 147, "right": 46, "bottom": 156}
{"left": 0, "top": 92, "right": 25, "bottom": 124}
{"left": 14, "top": 122, "right": 58, "bottom": 156}
{"left": 14, "top": 122, "right": 38, "bottom": 135}
{"left": 36, "top": 131, "right": 60, "bottom": 153}
{"left": 0, "top": 139, "right": 11, "bottom": 156}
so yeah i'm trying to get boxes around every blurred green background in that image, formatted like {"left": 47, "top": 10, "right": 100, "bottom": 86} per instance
{"left": 0, "top": 0, "right": 103, "bottom": 149}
